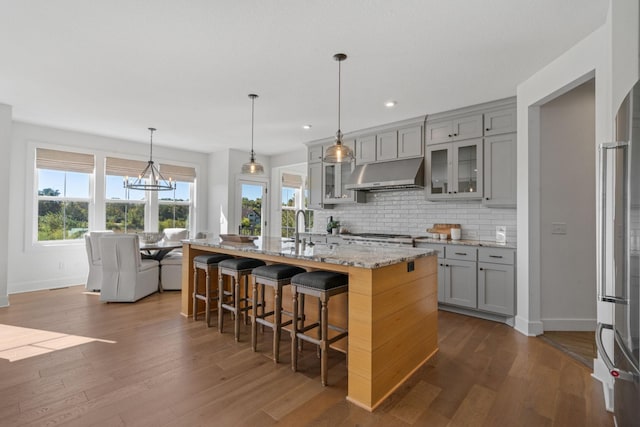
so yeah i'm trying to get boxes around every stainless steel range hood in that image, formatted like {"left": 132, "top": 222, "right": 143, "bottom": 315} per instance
{"left": 344, "top": 157, "right": 424, "bottom": 192}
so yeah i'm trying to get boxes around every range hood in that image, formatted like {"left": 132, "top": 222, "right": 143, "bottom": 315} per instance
{"left": 345, "top": 157, "right": 424, "bottom": 192}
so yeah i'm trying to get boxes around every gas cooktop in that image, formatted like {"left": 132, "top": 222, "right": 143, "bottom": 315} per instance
{"left": 351, "top": 233, "right": 413, "bottom": 239}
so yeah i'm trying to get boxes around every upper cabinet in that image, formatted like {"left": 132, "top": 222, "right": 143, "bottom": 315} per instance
{"left": 323, "top": 140, "right": 365, "bottom": 205}
{"left": 483, "top": 107, "right": 517, "bottom": 136}
{"left": 424, "top": 98, "right": 516, "bottom": 205}
{"left": 426, "top": 138, "right": 483, "bottom": 200}
{"left": 308, "top": 144, "right": 323, "bottom": 164}
{"left": 426, "top": 114, "right": 483, "bottom": 145}
{"left": 355, "top": 124, "right": 423, "bottom": 165}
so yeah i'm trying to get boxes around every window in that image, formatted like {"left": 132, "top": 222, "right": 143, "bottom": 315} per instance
{"left": 36, "top": 148, "right": 93, "bottom": 242}
{"left": 105, "top": 157, "right": 147, "bottom": 233}
{"left": 158, "top": 163, "right": 195, "bottom": 232}
{"left": 281, "top": 172, "right": 313, "bottom": 238}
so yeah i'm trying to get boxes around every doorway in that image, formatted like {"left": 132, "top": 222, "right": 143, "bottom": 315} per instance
{"left": 538, "top": 78, "right": 596, "bottom": 332}
{"left": 238, "top": 180, "right": 266, "bottom": 237}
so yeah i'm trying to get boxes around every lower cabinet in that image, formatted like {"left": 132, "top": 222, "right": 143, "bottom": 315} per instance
{"left": 416, "top": 242, "right": 516, "bottom": 317}
{"left": 443, "top": 259, "right": 477, "bottom": 308}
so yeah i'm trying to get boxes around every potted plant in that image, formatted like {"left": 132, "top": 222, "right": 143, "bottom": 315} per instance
{"left": 327, "top": 219, "right": 340, "bottom": 235}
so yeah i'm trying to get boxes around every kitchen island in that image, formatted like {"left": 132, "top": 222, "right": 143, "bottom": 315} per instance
{"left": 180, "top": 237, "right": 438, "bottom": 411}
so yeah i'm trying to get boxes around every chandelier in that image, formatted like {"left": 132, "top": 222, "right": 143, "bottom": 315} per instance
{"left": 124, "top": 127, "right": 176, "bottom": 191}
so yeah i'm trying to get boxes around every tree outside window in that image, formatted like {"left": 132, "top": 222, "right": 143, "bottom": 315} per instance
{"left": 158, "top": 181, "right": 191, "bottom": 231}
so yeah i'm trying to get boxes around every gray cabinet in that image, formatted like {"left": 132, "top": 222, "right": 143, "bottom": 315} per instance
{"left": 484, "top": 107, "right": 516, "bottom": 136}
{"left": 355, "top": 135, "right": 376, "bottom": 164}
{"left": 426, "top": 138, "right": 483, "bottom": 200}
{"left": 322, "top": 141, "right": 365, "bottom": 205}
{"left": 376, "top": 131, "right": 398, "bottom": 161}
{"left": 425, "top": 114, "right": 483, "bottom": 145}
{"left": 398, "top": 125, "right": 423, "bottom": 158}
{"left": 308, "top": 145, "right": 323, "bottom": 164}
{"left": 477, "top": 247, "right": 515, "bottom": 315}
{"left": 356, "top": 125, "right": 423, "bottom": 165}
{"left": 307, "top": 162, "right": 323, "bottom": 209}
{"left": 483, "top": 133, "right": 516, "bottom": 207}
{"left": 444, "top": 259, "right": 477, "bottom": 308}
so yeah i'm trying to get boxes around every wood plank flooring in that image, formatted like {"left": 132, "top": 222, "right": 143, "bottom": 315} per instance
{"left": 0, "top": 286, "right": 613, "bottom": 426}
{"left": 539, "top": 331, "right": 597, "bottom": 368}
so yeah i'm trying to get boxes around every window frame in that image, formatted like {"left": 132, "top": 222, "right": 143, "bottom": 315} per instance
{"left": 157, "top": 181, "right": 194, "bottom": 232}
{"left": 33, "top": 147, "right": 95, "bottom": 246}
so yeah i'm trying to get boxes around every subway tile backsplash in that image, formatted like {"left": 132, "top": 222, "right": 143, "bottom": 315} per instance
{"left": 313, "top": 190, "right": 517, "bottom": 245}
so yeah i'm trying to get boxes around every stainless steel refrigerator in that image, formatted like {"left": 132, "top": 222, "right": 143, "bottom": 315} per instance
{"left": 596, "top": 79, "right": 640, "bottom": 426}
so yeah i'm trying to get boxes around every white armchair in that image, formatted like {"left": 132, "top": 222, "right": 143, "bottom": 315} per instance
{"left": 160, "top": 228, "right": 188, "bottom": 291}
{"left": 99, "top": 234, "right": 159, "bottom": 302}
{"left": 84, "top": 230, "right": 114, "bottom": 291}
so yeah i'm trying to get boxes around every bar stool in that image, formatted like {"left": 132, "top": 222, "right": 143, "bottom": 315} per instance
{"left": 218, "top": 257, "right": 266, "bottom": 341}
{"left": 192, "top": 254, "right": 233, "bottom": 327}
{"left": 290, "top": 271, "right": 348, "bottom": 386}
{"left": 251, "top": 264, "right": 306, "bottom": 363}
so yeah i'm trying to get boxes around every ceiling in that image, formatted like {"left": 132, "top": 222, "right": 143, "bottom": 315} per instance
{"left": 0, "top": 0, "right": 608, "bottom": 156}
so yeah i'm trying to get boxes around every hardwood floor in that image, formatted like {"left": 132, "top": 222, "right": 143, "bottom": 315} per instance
{"left": 539, "top": 331, "right": 597, "bottom": 369}
{"left": 0, "top": 286, "right": 613, "bottom": 426}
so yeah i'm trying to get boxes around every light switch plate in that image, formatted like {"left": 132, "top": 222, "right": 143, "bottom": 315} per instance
{"left": 552, "top": 222, "right": 567, "bottom": 235}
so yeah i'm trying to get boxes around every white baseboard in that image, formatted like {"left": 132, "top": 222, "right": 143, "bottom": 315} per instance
{"left": 514, "top": 315, "right": 544, "bottom": 336}
{"left": 0, "top": 295, "right": 8, "bottom": 307}
{"left": 541, "top": 318, "right": 597, "bottom": 331}
{"left": 8, "top": 276, "right": 85, "bottom": 294}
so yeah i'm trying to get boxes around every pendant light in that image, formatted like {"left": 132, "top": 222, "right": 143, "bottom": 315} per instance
{"left": 241, "top": 93, "right": 264, "bottom": 174}
{"left": 124, "top": 127, "right": 176, "bottom": 191}
{"left": 323, "top": 53, "right": 354, "bottom": 163}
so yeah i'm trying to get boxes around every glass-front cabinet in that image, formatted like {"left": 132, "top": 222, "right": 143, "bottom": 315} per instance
{"left": 322, "top": 140, "right": 365, "bottom": 205}
{"left": 426, "top": 138, "right": 483, "bottom": 200}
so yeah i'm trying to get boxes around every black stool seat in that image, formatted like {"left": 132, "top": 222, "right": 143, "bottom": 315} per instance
{"left": 291, "top": 271, "right": 348, "bottom": 290}
{"left": 194, "top": 254, "right": 233, "bottom": 264}
{"left": 253, "top": 264, "right": 306, "bottom": 280}
{"left": 219, "top": 257, "right": 266, "bottom": 271}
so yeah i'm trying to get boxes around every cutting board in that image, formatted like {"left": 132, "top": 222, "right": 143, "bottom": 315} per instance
{"left": 426, "top": 223, "right": 461, "bottom": 238}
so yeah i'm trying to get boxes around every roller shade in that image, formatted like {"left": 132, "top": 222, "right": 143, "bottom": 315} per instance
{"left": 159, "top": 163, "right": 196, "bottom": 183}
{"left": 36, "top": 148, "right": 94, "bottom": 173}
{"left": 282, "top": 173, "right": 303, "bottom": 188}
{"left": 105, "top": 157, "right": 149, "bottom": 177}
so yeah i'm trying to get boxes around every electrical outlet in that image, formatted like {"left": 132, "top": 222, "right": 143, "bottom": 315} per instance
{"left": 552, "top": 222, "right": 567, "bottom": 235}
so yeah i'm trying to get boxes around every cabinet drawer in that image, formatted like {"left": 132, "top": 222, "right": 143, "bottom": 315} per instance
{"left": 446, "top": 246, "right": 477, "bottom": 261}
{"left": 478, "top": 247, "right": 514, "bottom": 265}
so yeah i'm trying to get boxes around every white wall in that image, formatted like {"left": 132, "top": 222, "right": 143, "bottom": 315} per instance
{"left": 539, "top": 80, "right": 596, "bottom": 331}
{"left": 5, "top": 122, "right": 209, "bottom": 296}
{"left": 0, "top": 104, "right": 12, "bottom": 307}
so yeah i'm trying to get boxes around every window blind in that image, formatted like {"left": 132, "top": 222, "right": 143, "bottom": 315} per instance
{"left": 159, "top": 163, "right": 196, "bottom": 183}
{"left": 282, "top": 173, "right": 303, "bottom": 188}
{"left": 105, "top": 157, "right": 149, "bottom": 177}
{"left": 36, "top": 148, "right": 94, "bottom": 173}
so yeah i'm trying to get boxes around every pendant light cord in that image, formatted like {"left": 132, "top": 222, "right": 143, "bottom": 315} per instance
{"left": 148, "top": 127, "right": 155, "bottom": 161}
{"left": 337, "top": 58, "right": 341, "bottom": 133}
{"left": 251, "top": 96, "right": 255, "bottom": 156}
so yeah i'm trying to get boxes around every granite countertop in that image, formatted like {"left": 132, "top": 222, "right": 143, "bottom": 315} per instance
{"left": 412, "top": 237, "right": 517, "bottom": 249}
{"left": 186, "top": 237, "right": 436, "bottom": 269}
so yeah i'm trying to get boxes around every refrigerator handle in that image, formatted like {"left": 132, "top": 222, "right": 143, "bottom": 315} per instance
{"left": 598, "top": 142, "right": 629, "bottom": 304}
{"left": 596, "top": 323, "right": 637, "bottom": 382}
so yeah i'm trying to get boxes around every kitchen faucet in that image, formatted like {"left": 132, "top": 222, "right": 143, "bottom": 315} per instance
{"left": 294, "top": 209, "right": 306, "bottom": 253}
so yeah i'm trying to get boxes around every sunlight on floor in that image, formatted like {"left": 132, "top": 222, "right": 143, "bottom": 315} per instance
{"left": 0, "top": 324, "right": 115, "bottom": 362}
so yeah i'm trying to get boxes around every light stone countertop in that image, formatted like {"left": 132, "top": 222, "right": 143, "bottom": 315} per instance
{"left": 412, "top": 237, "right": 517, "bottom": 249}
{"left": 186, "top": 237, "right": 436, "bottom": 269}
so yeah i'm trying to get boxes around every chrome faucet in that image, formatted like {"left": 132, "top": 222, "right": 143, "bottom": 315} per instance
{"left": 294, "top": 209, "right": 307, "bottom": 253}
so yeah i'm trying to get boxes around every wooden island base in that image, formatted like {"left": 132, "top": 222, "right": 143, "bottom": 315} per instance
{"left": 181, "top": 242, "right": 438, "bottom": 411}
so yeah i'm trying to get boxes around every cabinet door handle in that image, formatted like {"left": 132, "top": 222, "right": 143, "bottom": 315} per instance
{"left": 448, "top": 134, "right": 452, "bottom": 137}
{"left": 453, "top": 191, "right": 458, "bottom": 194}
{"left": 489, "top": 255, "right": 503, "bottom": 259}
{"left": 439, "top": 263, "right": 444, "bottom": 267}
{"left": 485, "top": 128, "right": 490, "bottom": 131}
{"left": 448, "top": 191, "right": 452, "bottom": 194}
{"left": 453, "top": 133, "right": 458, "bottom": 136}
{"left": 455, "top": 252, "right": 467, "bottom": 256}
{"left": 445, "top": 264, "right": 449, "bottom": 267}
{"left": 479, "top": 267, "right": 484, "bottom": 271}
{"left": 485, "top": 197, "right": 490, "bottom": 200}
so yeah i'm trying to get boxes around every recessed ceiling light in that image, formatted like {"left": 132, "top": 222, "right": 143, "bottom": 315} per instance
{"left": 384, "top": 101, "right": 397, "bottom": 108}
{"left": 303, "top": 124, "right": 312, "bottom": 130}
